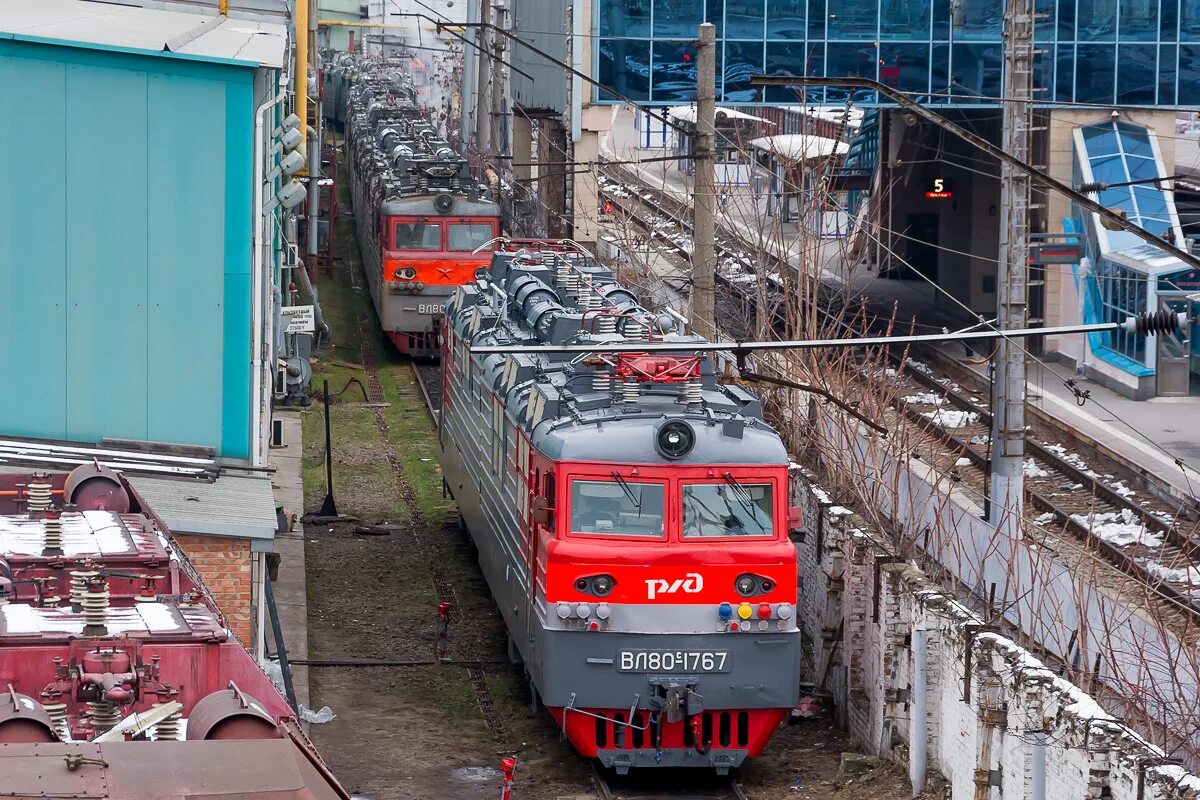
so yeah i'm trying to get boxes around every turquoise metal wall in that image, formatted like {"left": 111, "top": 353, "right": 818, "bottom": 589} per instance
{"left": 0, "top": 40, "right": 255, "bottom": 459}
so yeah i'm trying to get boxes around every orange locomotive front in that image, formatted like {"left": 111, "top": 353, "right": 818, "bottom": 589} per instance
{"left": 439, "top": 243, "right": 802, "bottom": 773}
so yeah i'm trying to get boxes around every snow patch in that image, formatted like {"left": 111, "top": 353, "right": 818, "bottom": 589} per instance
{"left": 902, "top": 393, "right": 946, "bottom": 406}
{"left": 1142, "top": 561, "right": 1200, "bottom": 584}
{"left": 1069, "top": 509, "right": 1163, "bottom": 548}
{"left": 922, "top": 409, "right": 979, "bottom": 428}
{"left": 955, "top": 457, "right": 972, "bottom": 467}
{"left": 1023, "top": 459, "right": 1050, "bottom": 478}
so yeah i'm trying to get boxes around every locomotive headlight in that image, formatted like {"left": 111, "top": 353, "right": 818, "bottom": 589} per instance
{"left": 776, "top": 603, "right": 793, "bottom": 620}
{"left": 735, "top": 574, "right": 757, "bottom": 597}
{"left": 474, "top": 268, "right": 488, "bottom": 280}
{"left": 736, "top": 602, "right": 753, "bottom": 621}
{"left": 655, "top": 420, "right": 695, "bottom": 460}
{"left": 556, "top": 602, "right": 572, "bottom": 619}
{"left": 393, "top": 267, "right": 417, "bottom": 280}
{"left": 575, "top": 603, "right": 592, "bottom": 619}
{"left": 591, "top": 575, "right": 614, "bottom": 596}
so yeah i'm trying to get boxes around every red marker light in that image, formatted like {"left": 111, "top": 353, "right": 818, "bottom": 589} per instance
{"left": 757, "top": 603, "right": 771, "bottom": 619}
{"left": 588, "top": 621, "right": 599, "bottom": 631}
{"left": 729, "top": 622, "right": 739, "bottom": 631}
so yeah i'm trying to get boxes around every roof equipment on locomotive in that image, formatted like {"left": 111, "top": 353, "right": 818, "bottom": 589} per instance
{"left": 0, "top": 467, "right": 347, "bottom": 799}
{"left": 439, "top": 240, "right": 803, "bottom": 773}
{"left": 339, "top": 54, "right": 501, "bottom": 357}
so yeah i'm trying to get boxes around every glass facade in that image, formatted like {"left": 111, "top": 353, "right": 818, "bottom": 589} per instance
{"left": 595, "top": 0, "right": 1200, "bottom": 104}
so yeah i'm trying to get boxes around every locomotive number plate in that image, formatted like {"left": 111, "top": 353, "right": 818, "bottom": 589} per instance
{"left": 617, "top": 650, "right": 730, "bottom": 673}
{"left": 417, "top": 304, "right": 445, "bottom": 315}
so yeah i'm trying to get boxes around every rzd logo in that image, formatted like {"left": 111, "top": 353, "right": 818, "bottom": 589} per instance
{"left": 645, "top": 573, "right": 703, "bottom": 600}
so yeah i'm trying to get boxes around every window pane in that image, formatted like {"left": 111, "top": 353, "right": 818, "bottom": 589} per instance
{"left": 826, "top": 0, "right": 877, "bottom": 38}
{"left": 1180, "top": 45, "right": 1200, "bottom": 102}
{"left": 933, "top": 0, "right": 950, "bottom": 39}
{"left": 1160, "top": 44, "right": 1178, "bottom": 104}
{"left": 951, "top": 44, "right": 1002, "bottom": 100}
{"left": 1119, "top": 0, "right": 1158, "bottom": 40}
{"left": 652, "top": 40, "right": 706, "bottom": 101}
{"left": 599, "top": 39, "right": 650, "bottom": 101}
{"left": 448, "top": 223, "right": 494, "bottom": 251}
{"left": 808, "top": 0, "right": 826, "bottom": 37}
{"left": 931, "top": 43, "right": 950, "bottom": 94}
{"left": 1058, "top": 0, "right": 1076, "bottom": 41}
{"left": 725, "top": 0, "right": 766, "bottom": 38}
{"left": 570, "top": 480, "right": 665, "bottom": 537}
{"left": 682, "top": 483, "right": 774, "bottom": 537}
{"left": 1037, "top": 0, "right": 1057, "bottom": 41}
{"left": 881, "top": 0, "right": 930, "bottom": 40}
{"left": 599, "top": 0, "right": 652, "bottom": 37}
{"left": 393, "top": 222, "right": 441, "bottom": 249}
{"left": 723, "top": 40, "right": 764, "bottom": 101}
{"left": 879, "top": 44, "right": 930, "bottom": 93}
{"left": 1034, "top": 47, "right": 1053, "bottom": 98}
{"left": 952, "top": 0, "right": 1003, "bottom": 40}
{"left": 1184, "top": 0, "right": 1200, "bottom": 40}
{"left": 1162, "top": 0, "right": 1179, "bottom": 41}
{"left": 766, "top": 0, "right": 805, "bottom": 38}
{"left": 764, "top": 41, "right": 822, "bottom": 101}
{"left": 654, "top": 0, "right": 703, "bottom": 37}
{"left": 826, "top": 42, "right": 879, "bottom": 103}
{"left": 1076, "top": 44, "right": 1116, "bottom": 102}
{"left": 1056, "top": 44, "right": 1075, "bottom": 101}
{"left": 1077, "top": 0, "right": 1117, "bottom": 41}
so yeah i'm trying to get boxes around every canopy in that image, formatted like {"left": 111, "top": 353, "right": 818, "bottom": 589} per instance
{"left": 666, "top": 105, "right": 773, "bottom": 125}
{"left": 749, "top": 134, "right": 849, "bottom": 162}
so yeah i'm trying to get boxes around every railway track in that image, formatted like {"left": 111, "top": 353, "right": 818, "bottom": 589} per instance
{"left": 592, "top": 764, "right": 747, "bottom": 800}
{"left": 598, "top": 160, "right": 1200, "bottom": 623}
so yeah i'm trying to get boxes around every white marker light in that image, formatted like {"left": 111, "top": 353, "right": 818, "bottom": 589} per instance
{"left": 776, "top": 603, "right": 793, "bottom": 620}
{"left": 575, "top": 603, "right": 592, "bottom": 619}
{"left": 595, "top": 603, "right": 611, "bottom": 620}
{"left": 557, "top": 602, "right": 572, "bottom": 619}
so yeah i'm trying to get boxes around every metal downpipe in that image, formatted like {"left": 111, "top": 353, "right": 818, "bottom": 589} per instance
{"left": 302, "top": 125, "right": 329, "bottom": 345}
{"left": 910, "top": 628, "right": 927, "bottom": 797}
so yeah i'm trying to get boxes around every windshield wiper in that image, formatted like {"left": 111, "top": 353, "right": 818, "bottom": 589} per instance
{"left": 611, "top": 471, "right": 643, "bottom": 516}
{"left": 721, "top": 473, "right": 759, "bottom": 520}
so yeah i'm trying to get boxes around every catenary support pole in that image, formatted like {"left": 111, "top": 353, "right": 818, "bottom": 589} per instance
{"left": 910, "top": 629, "right": 928, "bottom": 796}
{"left": 474, "top": 0, "right": 492, "bottom": 149}
{"left": 989, "top": 0, "right": 1035, "bottom": 531}
{"left": 692, "top": 22, "right": 717, "bottom": 339}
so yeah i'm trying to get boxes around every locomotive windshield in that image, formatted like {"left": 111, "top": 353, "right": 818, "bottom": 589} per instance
{"left": 393, "top": 220, "right": 441, "bottom": 249}
{"left": 570, "top": 479, "right": 665, "bottom": 537}
{"left": 448, "top": 222, "right": 495, "bottom": 251}
{"left": 682, "top": 482, "right": 774, "bottom": 538}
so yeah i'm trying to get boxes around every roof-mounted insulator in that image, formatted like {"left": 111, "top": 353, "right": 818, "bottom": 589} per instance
{"left": 81, "top": 576, "right": 110, "bottom": 637}
{"left": 25, "top": 473, "right": 52, "bottom": 514}
{"left": 42, "top": 509, "right": 64, "bottom": 558}
{"left": 624, "top": 319, "right": 648, "bottom": 340}
{"left": 597, "top": 315, "right": 618, "bottom": 336}
{"left": 622, "top": 378, "right": 640, "bottom": 407}
{"left": 683, "top": 378, "right": 703, "bottom": 409}
{"left": 70, "top": 566, "right": 99, "bottom": 610}
{"left": 593, "top": 372, "right": 612, "bottom": 394}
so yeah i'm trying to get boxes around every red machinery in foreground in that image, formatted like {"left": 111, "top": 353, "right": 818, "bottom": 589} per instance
{"left": 0, "top": 467, "right": 347, "bottom": 800}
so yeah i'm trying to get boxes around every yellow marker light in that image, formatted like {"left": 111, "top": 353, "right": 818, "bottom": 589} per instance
{"left": 737, "top": 602, "right": 753, "bottom": 620}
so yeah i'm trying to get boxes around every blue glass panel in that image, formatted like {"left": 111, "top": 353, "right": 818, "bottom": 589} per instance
{"left": 1182, "top": 0, "right": 1200, "bottom": 40}
{"left": 1160, "top": 44, "right": 1178, "bottom": 103}
{"left": 723, "top": 40, "right": 764, "bottom": 100}
{"left": 1077, "top": 0, "right": 1118, "bottom": 41}
{"left": 725, "top": 0, "right": 766, "bottom": 38}
{"left": 1162, "top": 0, "right": 1179, "bottom": 40}
{"left": 826, "top": 0, "right": 877, "bottom": 38}
{"left": 825, "top": 42, "right": 878, "bottom": 103}
{"left": 1117, "top": 44, "right": 1157, "bottom": 103}
{"left": 932, "top": 0, "right": 950, "bottom": 39}
{"left": 1088, "top": 154, "right": 1128, "bottom": 183}
{"left": 1056, "top": 44, "right": 1075, "bottom": 101}
{"left": 1037, "top": 0, "right": 1057, "bottom": 40}
{"left": 599, "top": 39, "right": 651, "bottom": 101}
{"left": 1119, "top": 0, "right": 1159, "bottom": 40}
{"left": 1132, "top": 186, "right": 1170, "bottom": 220}
{"left": 600, "top": 0, "right": 653, "bottom": 36}
{"left": 931, "top": 43, "right": 950, "bottom": 93}
{"left": 1116, "top": 121, "right": 1154, "bottom": 151}
{"left": 880, "top": 0, "right": 930, "bottom": 40}
{"left": 950, "top": 44, "right": 1002, "bottom": 100}
{"left": 1124, "top": 155, "right": 1161, "bottom": 182}
{"left": 650, "top": 40, "right": 720, "bottom": 101}
{"left": 768, "top": 0, "right": 806, "bottom": 37}
{"left": 704, "top": 0, "right": 724, "bottom": 36}
{"left": 1180, "top": 44, "right": 1200, "bottom": 100}
{"left": 879, "top": 44, "right": 931, "bottom": 94}
{"left": 654, "top": 0, "right": 704, "bottom": 37}
{"left": 1075, "top": 44, "right": 1116, "bottom": 101}
{"left": 764, "top": 41, "right": 823, "bottom": 101}
{"left": 1082, "top": 123, "right": 1119, "bottom": 152}
{"left": 765, "top": 0, "right": 804, "bottom": 37}
{"left": 1058, "top": 0, "right": 1076, "bottom": 40}
{"left": 1034, "top": 47, "right": 1053, "bottom": 98}
{"left": 952, "top": 0, "right": 1003, "bottom": 40}
{"left": 809, "top": 0, "right": 826, "bottom": 37}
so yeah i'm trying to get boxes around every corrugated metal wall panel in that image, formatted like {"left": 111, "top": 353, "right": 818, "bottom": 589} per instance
{"left": 0, "top": 55, "right": 69, "bottom": 439}
{"left": 510, "top": 0, "right": 567, "bottom": 113}
{"left": 0, "top": 40, "right": 255, "bottom": 459}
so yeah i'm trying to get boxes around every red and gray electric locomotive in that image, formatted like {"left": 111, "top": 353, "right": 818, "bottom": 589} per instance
{"left": 344, "top": 58, "right": 500, "bottom": 356}
{"left": 439, "top": 242, "right": 801, "bottom": 772}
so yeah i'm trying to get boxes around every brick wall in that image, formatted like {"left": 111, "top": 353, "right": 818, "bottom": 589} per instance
{"left": 173, "top": 533, "right": 253, "bottom": 645}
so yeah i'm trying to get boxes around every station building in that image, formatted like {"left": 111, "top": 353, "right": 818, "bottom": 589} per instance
{"left": 0, "top": 0, "right": 293, "bottom": 652}
{"left": 507, "top": 0, "right": 1200, "bottom": 399}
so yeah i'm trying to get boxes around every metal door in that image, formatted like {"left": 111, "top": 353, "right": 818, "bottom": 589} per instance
{"left": 1156, "top": 298, "right": 1192, "bottom": 396}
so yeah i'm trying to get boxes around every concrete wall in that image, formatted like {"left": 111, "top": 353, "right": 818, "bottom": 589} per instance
{"left": 791, "top": 466, "right": 1200, "bottom": 799}
{"left": 0, "top": 40, "right": 260, "bottom": 459}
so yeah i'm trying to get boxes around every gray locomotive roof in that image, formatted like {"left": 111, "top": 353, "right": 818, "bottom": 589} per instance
{"left": 446, "top": 247, "right": 789, "bottom": 467}
{"left": 381, "top": 196, "right": 499, "bottom": 217}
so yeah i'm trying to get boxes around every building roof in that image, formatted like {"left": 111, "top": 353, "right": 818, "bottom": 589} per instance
{"left": 128, "top": 473, "right": 278, "bottom": 551}
{"left": 0, "top": 0, "right": 288, "bottom": 68}
{"left": 750, "top": 134, "right": 849, "bottom": 162}
{"left": 666, "top": 105, "right": 774, "bottom": 125}
{"left": 785, "top": 105, "right": 866, "bottom": 129}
